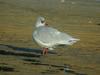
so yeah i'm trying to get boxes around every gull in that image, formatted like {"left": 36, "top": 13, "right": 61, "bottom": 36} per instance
{"left": 33, "top": 17, "right": 80, "bottom": 55}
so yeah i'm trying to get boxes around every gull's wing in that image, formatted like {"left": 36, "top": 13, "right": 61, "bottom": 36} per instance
{"left": 33, "top": 26, "right": 74, "bottom": 45}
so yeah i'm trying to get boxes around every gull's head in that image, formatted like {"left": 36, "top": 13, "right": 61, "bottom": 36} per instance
{"left": 35, "top": 16, "right": 47, "bottom": 28}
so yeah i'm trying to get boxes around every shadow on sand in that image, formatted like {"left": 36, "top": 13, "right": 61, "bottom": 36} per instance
{"left": 0, "top": 44, "right": 57, "bottom": 58}
{"left": 0, "top": 44, "right": 87, "bottom": 75}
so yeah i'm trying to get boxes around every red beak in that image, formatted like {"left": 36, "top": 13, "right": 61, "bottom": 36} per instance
{"left": 45, "top": 23, "right": 48, "bottom": 26}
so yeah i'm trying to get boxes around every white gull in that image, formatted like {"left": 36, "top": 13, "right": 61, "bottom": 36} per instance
{"left": 33, "top": 17, "right": 80, "bottom": 55}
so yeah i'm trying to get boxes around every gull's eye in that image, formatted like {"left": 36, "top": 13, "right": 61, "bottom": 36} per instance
{"left": 41, "top": 20, "right": 45, "bottom": 23}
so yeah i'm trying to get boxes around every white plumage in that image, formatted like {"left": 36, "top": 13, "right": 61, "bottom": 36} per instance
{"left": 33, "top": 17, "right": 79, "bottom": 51}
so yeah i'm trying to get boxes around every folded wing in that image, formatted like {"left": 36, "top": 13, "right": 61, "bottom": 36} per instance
{"left": 33, "top": 26, "right": 78, "bottom": 47}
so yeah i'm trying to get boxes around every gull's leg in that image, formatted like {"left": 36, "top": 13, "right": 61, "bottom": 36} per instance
{"left": 45, "top": 48, "right": 48, "bottom": 55}
{"left": 43, "top": 48, "right": 48, "bottom": 55}
{"left": 43, "top": 48, "right": 45, "bottom": 55}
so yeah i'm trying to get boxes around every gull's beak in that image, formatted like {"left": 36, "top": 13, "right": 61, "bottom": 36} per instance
{"left": 41, "top": 19, "right": 48, "bottom": 26}
{"left": 45, "top": 22, "right": 48, "bottom": 26}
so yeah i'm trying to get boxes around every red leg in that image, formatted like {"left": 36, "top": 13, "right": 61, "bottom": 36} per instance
{"left": 45, "top": 48, "right": 48, "bottom": 55}
{"left": 42, "top": 48, "right": 48, "bottom": 55}
{"left": 43, "top": 48, "right": 45, "bottom": 55}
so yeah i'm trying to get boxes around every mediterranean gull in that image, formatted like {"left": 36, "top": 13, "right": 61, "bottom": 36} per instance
{"left": 33, "top": 17, "right": 80, "bottom": 55}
